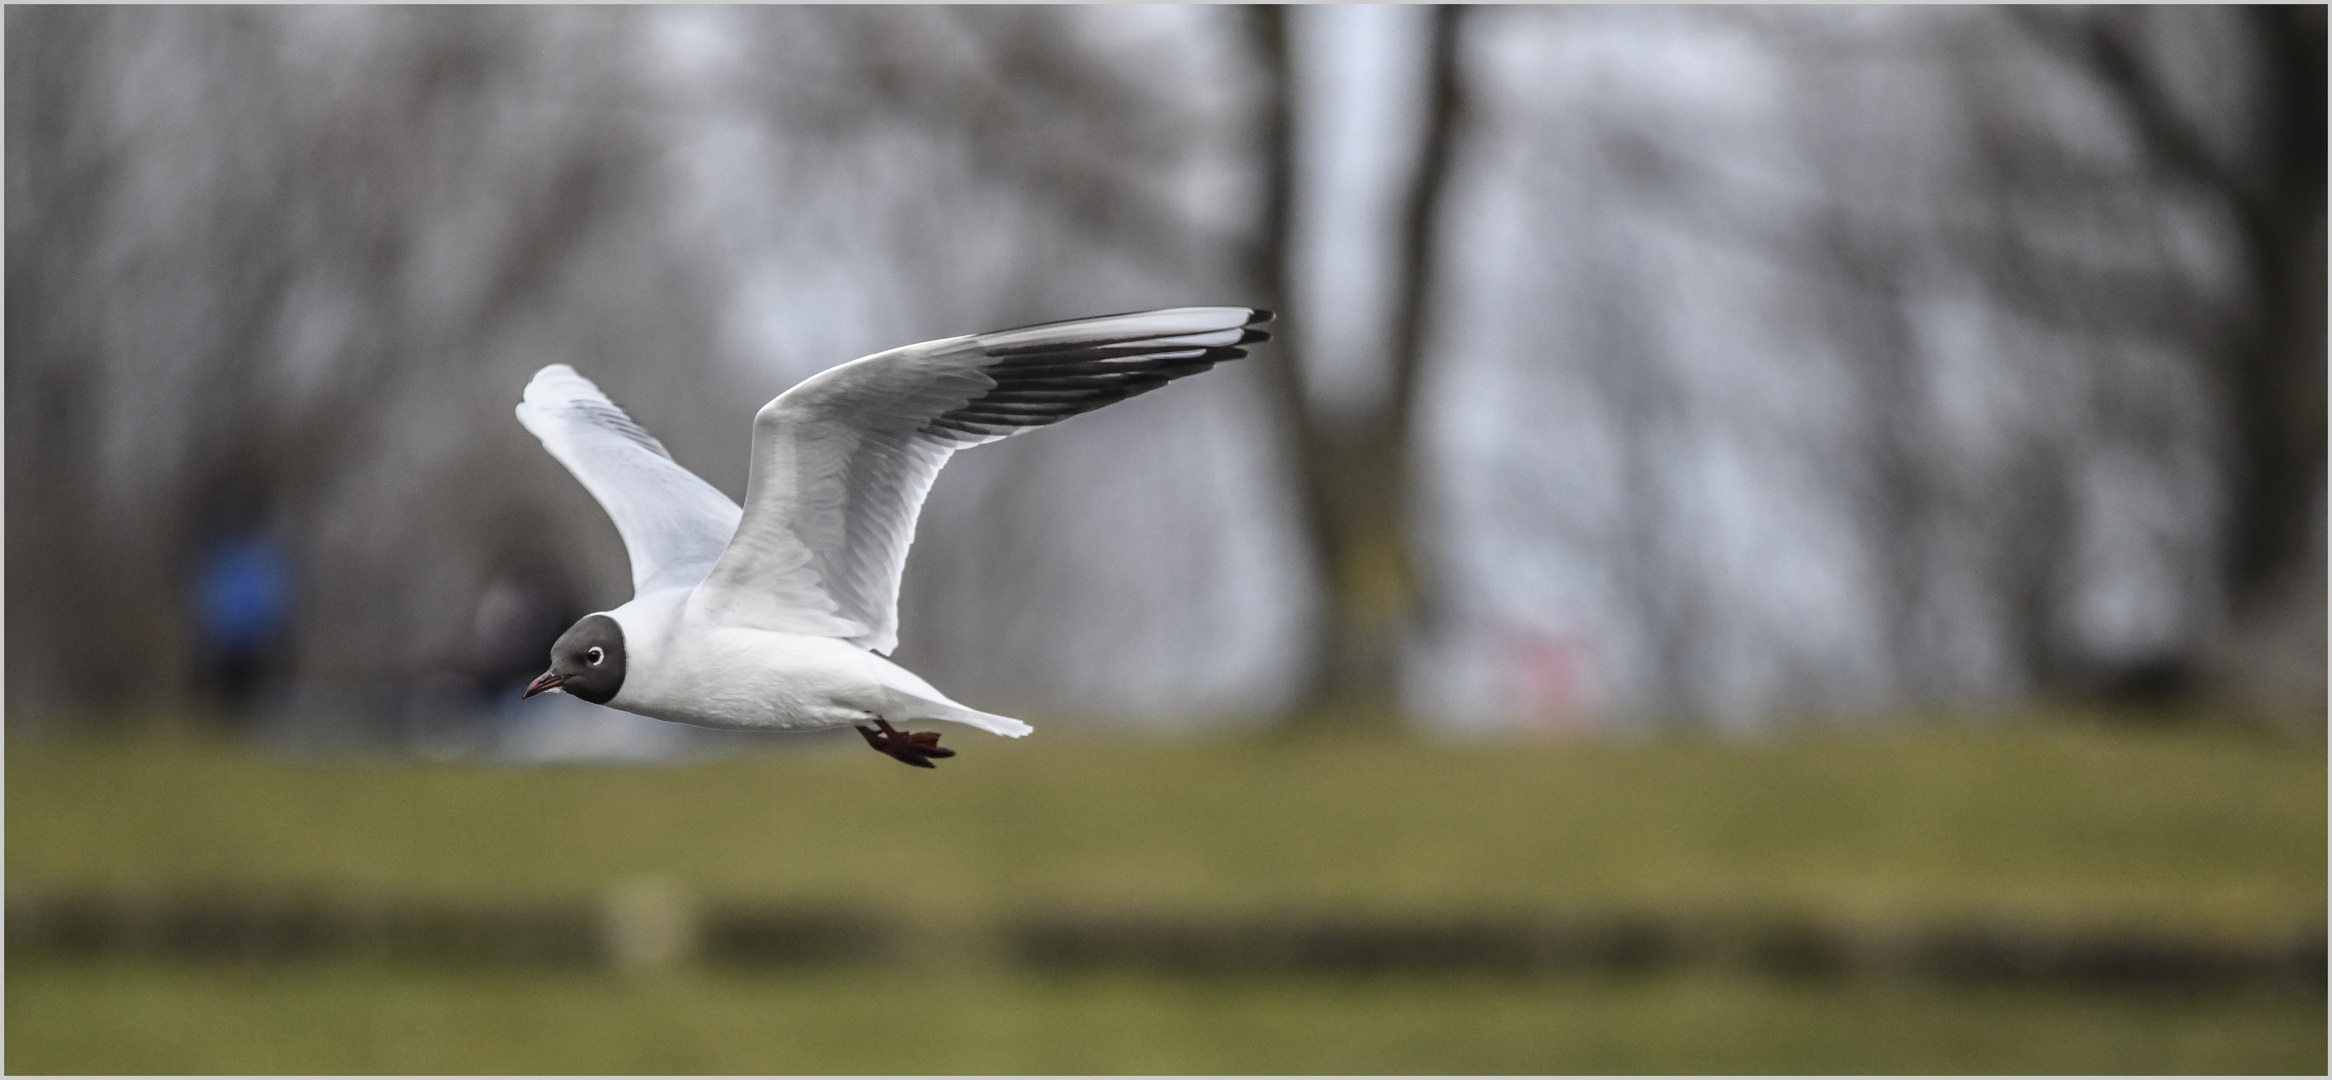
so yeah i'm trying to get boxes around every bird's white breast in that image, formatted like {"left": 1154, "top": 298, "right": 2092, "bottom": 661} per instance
{"left": 602, "top": 589, "right": 922, "bottom": 732}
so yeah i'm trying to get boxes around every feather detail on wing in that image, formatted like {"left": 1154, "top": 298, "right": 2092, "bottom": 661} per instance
{"left": 515, "top": 365, "right": 747, "bottom": 599}
{"left": 691, "top": 306, "right": 1272, "bottom": 653}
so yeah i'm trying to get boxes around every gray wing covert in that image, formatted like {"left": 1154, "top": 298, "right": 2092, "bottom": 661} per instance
{"left": 690, "top": 306, "right": 1272, "bottom": 653}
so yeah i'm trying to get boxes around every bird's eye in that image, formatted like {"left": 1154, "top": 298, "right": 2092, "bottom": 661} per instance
{"left": 587, "top": 646, "right": 605, "bottom": 666}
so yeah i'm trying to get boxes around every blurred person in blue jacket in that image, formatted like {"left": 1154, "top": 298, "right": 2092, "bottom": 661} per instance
{"left": 193, "top": 529, "right": 293, "bottom": 722}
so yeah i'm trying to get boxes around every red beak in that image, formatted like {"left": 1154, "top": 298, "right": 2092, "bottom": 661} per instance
{"left": 523, "top": 671, "right": 566, "bottom": 699}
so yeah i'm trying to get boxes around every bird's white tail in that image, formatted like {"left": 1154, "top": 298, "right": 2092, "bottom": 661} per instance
{"left": 892, "top": 693, "right": 1033, "bottom": 738}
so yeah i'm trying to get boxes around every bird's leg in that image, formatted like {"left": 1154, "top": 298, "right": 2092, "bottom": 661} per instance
{"left": 854, "top": 716, "right": 956, "bottom": 768}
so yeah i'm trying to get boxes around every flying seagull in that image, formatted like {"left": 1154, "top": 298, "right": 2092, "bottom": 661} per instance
{"left": 516, "top": 306, "right": 1271, "bottom": 767}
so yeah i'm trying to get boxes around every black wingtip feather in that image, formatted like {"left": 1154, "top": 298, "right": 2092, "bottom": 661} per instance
{"left": 997, "top": 346, "right": 1248, "bottom": 374}
{"left": 921, "top": 307, "right": 1268, "bottom": 444}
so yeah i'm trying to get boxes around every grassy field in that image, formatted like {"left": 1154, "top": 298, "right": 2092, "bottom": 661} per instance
{"left": 11, "top": 960, "right": 2324, "bottom": 1074}
{"left": 7, "top": 719, "right": 2325, "bottom": 1072}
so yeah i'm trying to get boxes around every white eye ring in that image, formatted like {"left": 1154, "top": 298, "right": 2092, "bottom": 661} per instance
{"left": 586, "top": 646, "right": 605, "bottom": 666}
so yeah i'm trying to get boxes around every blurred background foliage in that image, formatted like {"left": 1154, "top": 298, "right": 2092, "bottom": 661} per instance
{"left": 6, "top": 5, "right": 2324, "bottom": 1074}
{"left": 8, "top": 5, "right": 2322, "bottom": 734}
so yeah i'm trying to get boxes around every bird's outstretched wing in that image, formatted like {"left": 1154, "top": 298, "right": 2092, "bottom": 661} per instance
{"left": 690, "top": 306, "right": 1272, "bottom": 653}
{"left": 516, "top": 365, "right": 745, "bottom": 598}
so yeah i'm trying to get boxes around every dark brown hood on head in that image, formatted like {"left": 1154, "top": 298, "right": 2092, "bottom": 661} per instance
{"left": 535, "top": 613, "right": 626, "bottom": 704}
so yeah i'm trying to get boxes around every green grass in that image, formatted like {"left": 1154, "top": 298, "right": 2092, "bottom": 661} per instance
{"left": 8, "top": 723, "right": 2322, "bottom": 931}
{"left": 9, "top": 960, "right": 2324, "bottom": 1074}
{"left": 6, "top": 721, "right": 2325, "bottom": 1073}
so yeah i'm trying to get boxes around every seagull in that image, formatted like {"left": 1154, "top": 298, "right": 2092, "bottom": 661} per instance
{"left": 515, "top": 306, "right": 1271, "bottom": 767}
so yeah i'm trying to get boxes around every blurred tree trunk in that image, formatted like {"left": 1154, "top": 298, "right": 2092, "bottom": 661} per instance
{"left": 2062, "top": 7, "right": 2324, "bottom": 616}
{"left": 2216, "top": 8, "right": 2325, "bottom": 621}
{"left": 2018, "top": 7, "right": 2326, "bottom": 706}
{"left": 1248, "top": 6, "right": 1465, "bottom": 723}
{"left": 2206, "top": 6, "right": 2326, "bottom": 710}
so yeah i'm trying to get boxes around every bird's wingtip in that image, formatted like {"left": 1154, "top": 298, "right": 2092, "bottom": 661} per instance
{"left": 521, "top": 363, "right": 608, "bottom": 406}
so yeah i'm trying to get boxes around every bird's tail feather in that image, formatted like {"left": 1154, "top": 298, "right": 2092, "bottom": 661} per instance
{"left": 891, "top": 693, "right": 1033, "bottom": 738}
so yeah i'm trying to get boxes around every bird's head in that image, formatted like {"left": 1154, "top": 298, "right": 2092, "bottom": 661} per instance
{"left": 524, "top": 613, "right": 626, "bottom": 704}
